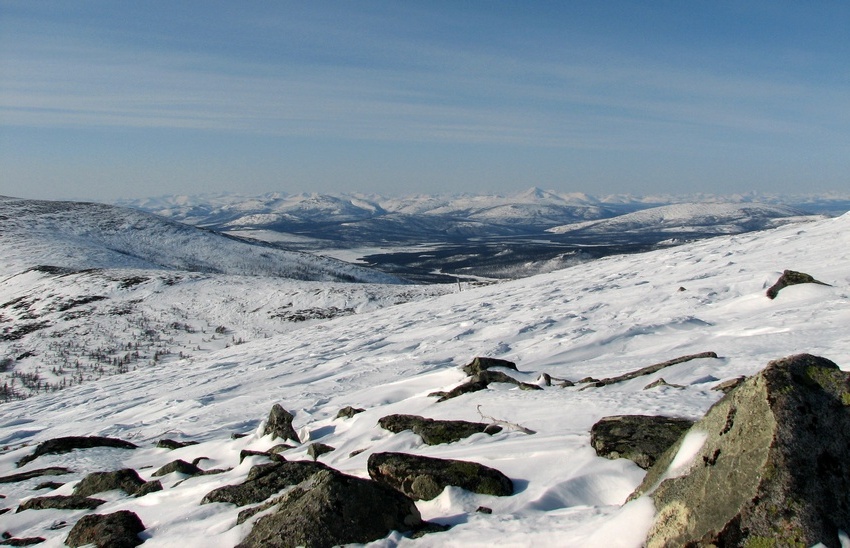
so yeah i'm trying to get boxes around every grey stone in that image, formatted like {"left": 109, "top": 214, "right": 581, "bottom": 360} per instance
{"left": 134, "top": 480, "right": 163, "bottom": 497}
{"left": 461, "top": 357, "right": 518, "bottom": 376}
{"left": 633, "top": 354, "right": 850, "bottom": 547}
{"left": 16, "top": 495, "right": 105, "bottom": 512}
{"left": 201, "top": 460, "right": 329, "bottom": 507}
{"left": 766, "top": 269, "right": 830, "bottom": 299}
{"left": 263, "top": 404, "right": 301, "bottom": 444}
{"left": 16, "top": 436, "right": 137, "bottom": 468}
{"left": 73, "top": 468, "right": 146, "bottom": 497}
{"left": 0, "top": 467, "right": 72, "bottom": 484}
{"left": 378, "top": 414, "right": 501, "bottom": 445}
{"left": 368, "top": 452, "right": 513, "bottom": 501}
{"left": 151, "top": 459, "right": 203, "bottom": 477}
{"left": 335, "top": 406, "right": 365, "bottom": 419}
{"left": 235, "top": 468, "right": 421, "bottom": 548}
{"left": 590, "top": 415, "right": 694, "bottom": 470}
{"left": 306, "top": 443, "right": 335, "bottom": 461}
{"left": 65, "top": 510, "right": 145, "bottom": 548}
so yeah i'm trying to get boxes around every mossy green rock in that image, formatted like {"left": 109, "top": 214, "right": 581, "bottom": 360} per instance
{"left": 378, "top": 414, "right": 501, "bottom": 445}
{"left": 590, "top": 415, "right": 694, "bottom": 470}
{"left": 368, "top": 452, "right": 513, "bottom": 501}
{"left": 633, "top": 354, "right": 850, "bottom": 547}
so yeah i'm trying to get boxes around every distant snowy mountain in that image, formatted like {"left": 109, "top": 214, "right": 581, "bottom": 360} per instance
{"left": 1, "top": 212, "right": 847, "bottom": 545}
{"left": 0, "top": 196, "right": 401, "bottom": 283}
{"left": 547, "top": 202, "right": 819, "bottom": 236}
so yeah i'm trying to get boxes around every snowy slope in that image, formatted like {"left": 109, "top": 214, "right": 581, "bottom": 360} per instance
{"left": 1, "top": 214, "right": 849, "bottom": 546}
{"left": 547, "top": 202, "right": 818, "bottom": 236}
{"left": 0, "top": 197, "right": 401, "bottom": 283}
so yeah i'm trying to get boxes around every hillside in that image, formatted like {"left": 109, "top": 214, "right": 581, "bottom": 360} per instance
{"left": 1, "top": 213, "right": 847, "bottom": 545}
{"left": 0, "top": 196, "right": 401, "bottom": 283}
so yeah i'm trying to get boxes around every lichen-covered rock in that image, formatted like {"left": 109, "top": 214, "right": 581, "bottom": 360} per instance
{"left": 590, "top": 415, "right": 694, "bottom": 470}
{"left": 151, "top": 459, "right": 203, "bottom": 477}
{"left": 378, "top": 414, "right": 501, "bottom": 445}
{"left": 16, "top": 495, "right": 105, "bottom": 512}
{"left": 461, "top": 357, "right": 518, "bottom": 376}
{"left": 201, "top": 460, "right": 329, "bottom": 507}
{"left": 263, "top": 404, "right": 301, "bottom": 444}
{"left": 65, "top": 510, "right": 145, "bottom": 548}
{"left": 766, "top": 269, "right": 830, "bottom": 299}
{"left": 633, "top": 354, "right": 850, "bottom": 547}
{"left": 73, "top": 468, "right": 146, "bottom": 497}
{"left": 16, "top": 436, "right": 137, "bottom": 468}
{"left": 236, "top": 468, "right": 421, "bottom": 548}
{"left": 368, "top": 452, "right": 513, "bottom": 501}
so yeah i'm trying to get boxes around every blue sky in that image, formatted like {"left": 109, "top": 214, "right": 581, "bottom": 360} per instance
{"left": 1, "top": 1, "right": 848, "bottom": 201}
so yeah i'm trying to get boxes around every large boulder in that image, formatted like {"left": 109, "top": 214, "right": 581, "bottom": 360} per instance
{"left": 65, "top": 510, "right": 146, "bottom": 548}
{"left": 633, "top": 354, "right": 850, "bottom": 547}
{"left": 378, "top": 414, "right": 501, "bottom": 445}
{"left": 368, "top": 452, "right": 513, "bottom": 501}
{"left": 73, "top": 468, "right": 147, "bottom": 497}
{"left": 236, "top": 468, "right": 421, "bottom": 548}
{"left": 201, "top": 460, "right": 329, "bottom": 507}
{"left": 590, "top": 415, "right": 694, "bottom": 470}
{"left": 263, "top": 404, "right": 301, "bottom": 444}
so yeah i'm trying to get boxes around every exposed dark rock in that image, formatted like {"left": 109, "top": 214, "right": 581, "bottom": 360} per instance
{"left": 268, "top": 444, "right": 293, "bottom": 454}
{"left": 73, "top": 469, "right": 146, "bottom": 497}
{"left": 235, "top": 468, "right": 421, "bottom": 548}
{"left": 307, "top": 443, "right": 335, "bottom": 461}
{"left": 0, "top": 467, "right": 72, "bottom": 484}
{"left": 191, "top": 456, "right": 210, "bottom": 466}
{"left": 378, "top": 414, "right": 501, "bottom": 445}
{"left": 240, "top": 449, "right": 286, "bottom": 464}
{"left": 16, "top": 495, "right": 105, "bottom": 512}
{"left": 156, "top": 439, "right": 198, "bottom": 450}
{"left": 590, "top": 415, "right": 694, "bottom": 470}
{"left": 432, "top": 370, "right": 542, "bottom": 402}
{"left": 581, "top": 352, "right": 719, "bottom": 389}
{"left": 65, "top": 510, "right": 145, "bottom": 548}
{"left": 349, "top": 448, "right": 367, "bottom": 458}
{"left": 711, "top": 376, "right": 747, "bottom": 394}
{"left": 633, "top": 354, "right": 850, "bottom": 547}
{"left": 766, "top": 269, "right": 830, "bottom": 299}
{"left": 134, "top": 480, "right": 163, "bottom": 497}
{"left": 643, "top": 378, "right": 685, "bottom": 390}
{"left": 231, "top": 433, "right": 248, "bottom": 440}
{"left": 476, "top": 506, "right": 493, "bottom": 514}
{"left": 263, "top": 404, "right": 301, "bottom": 444}
{"left": 33, "top": 481, "right": 64, "bottom": 491}
{"left": 408, "top": 521, "right": 452, "bottom": 539}
{"left": 151, "top": 459, "right": 203, "bottom": 477}
{"left": 335, "top": 406, "right": 365, "bottom": 420}
{"left": 0, "top": 537, "right": 46, "bottom": 546}
{"left": 461, "top": 357, "right": 518, "bottom": 376}
{"left": 368, "top": 452, "right": 513, "bottom": 501}
{"left": 16, "top": 436, "right": 137, "bottom": 468}
{"left": 201, "top": 460, "right": 329, "bottom": 507}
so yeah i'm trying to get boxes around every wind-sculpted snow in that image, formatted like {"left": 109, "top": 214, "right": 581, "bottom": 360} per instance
{"left": 0, "top": 213, "right": 848, "bottom": 546}
{"left": 0, "top": 196, "right": 402, "bottom": 283}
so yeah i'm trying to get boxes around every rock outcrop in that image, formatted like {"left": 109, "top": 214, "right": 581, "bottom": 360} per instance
{"left": 65, "top": 510, "right": 146, "bottom": 548}
{"left": 766, "top": 269, "right": 830, "bottom": 299}
{"left": 378, "top": 414, "right": 501, "bottom": 445}
{"left": 235, "top": 468, "right": 422, "bottom": 548}
{"left": 461, "top": 357, "right": 518, "bottom": 376}
{"left": 16, "top": 436, "right": 137, "bottom": 468}
{"left": 590, "top": 415, "right": 694, "bottom": 470}
{"left": 368, "top": 452, "right": 513, "bottom": 501}
{"left": 73, "top": 468, "right": 147, "bottom": 497}
{"left": 633, "top": 354, "right": 850, "bottom": 547}
{"left": 263, "top": 404, "right": 301, "bottom": 444}
{"left": 201, "top": 460, "right": 329, "bottom": 507}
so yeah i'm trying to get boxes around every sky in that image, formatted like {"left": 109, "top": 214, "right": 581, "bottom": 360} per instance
{"left": 1, "top": 1, "right": 848, "bottom": 201}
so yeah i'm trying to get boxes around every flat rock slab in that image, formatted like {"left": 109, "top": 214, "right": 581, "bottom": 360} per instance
{"left": 202, "top": 460, "right": 330, "bottom": 507}
{"left": 17, "top": 495, "right": 105, "bottom": 512}
{"left": 17, "top": 436, "right": 137, "bottom": 468}
{"left": 236, "top": 468, "right": 421, "bottom": 548}
{"left": 378, "top": 414, "right": 501, "bottom": 445}
{"left": 368, "top": 452, "right": 514, "bottom": 501}
{"left": 633, "top": 354, "right": 850, "bottom": 547}
{"left": 0, "top": 467, "right": 72, "bottom": 484}
{"left": 590, "top": 415, "right": 694, "bottom": 470}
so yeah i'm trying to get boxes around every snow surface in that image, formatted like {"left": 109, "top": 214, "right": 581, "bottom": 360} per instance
{"left": 1, "top": 213, "right": 849, "bottom": 546}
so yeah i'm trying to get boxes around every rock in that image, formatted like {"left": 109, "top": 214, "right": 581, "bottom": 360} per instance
{"left": 263, "top": 404, "right": 301, "bottom": 444}
{"left": 476, "top": 506, "right": 493, "bottom": 514}
{"left": 590, "top": 415, "right": 694, "bottom": 470}
{"left": 0, "top": 537, "right": 46, "bottom": 546}
{"left": 235, "top": 468, "right": 421, "bottom": 548}
{"left": 378, "top": 414, "right": 501, "bottom": 445}
{"left": 711, "top": 376, "right": 747, "bottom": 394}
{"left": 633, "top": 354, "right": 850, "bottom": 547}
{"left": 73, "top": 469, "right": 146, "bottom": 497}
{"left": 240, "top": 449, "right": 286, "bottom": 464}
{"left": 201, "top": 460, "right": 330, "bottom": 507}
{"left": 33, "top": 481, "right": 64, "bottom": 491}
{"left": 16, "top": 495, "right": 105, "bottom": 512}
{"left": 335, "top": 406, "right": 365, "bottom": 419}
{"left": 134, "top": 480, "right": 163, "bottom": 497}
{"left": 65, "top": 510, "right": 145, "bottom": 548}
{"left": 583, "top": 352, "right": 719, "bottom": 389}
{"left": 766, "top": 269, "right": 830, "bottom": 299}
{"left": 367, "top": 452, "right": 513, "bottom": 501}
{"left": 151, "top": 459, "right": 203, "bottom": 477}
{"left": 307, "top": 443, "right": 335, "bottom": 461}
{"left": 461, "top": 357, "right": 518, "bottom": 376}
{"left": 643, "top": 378, "right": 685, "bottom": 390}
{"left": 16, "top": 436, "right": 137, "bottom": 468}
{"left": 156, "top": 439, "right": 198, "bottom": 450}
{"left": 433, "top": 370, "right": 542, "bottom": 402}
{"left": 0, "top": 467, "right": 72, "bottom": 484}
